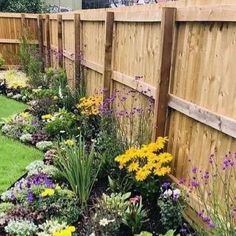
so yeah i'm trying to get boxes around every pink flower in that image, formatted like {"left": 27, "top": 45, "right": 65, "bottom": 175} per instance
{"left": 129, "top": 196, "right": 141, "bottom": 204}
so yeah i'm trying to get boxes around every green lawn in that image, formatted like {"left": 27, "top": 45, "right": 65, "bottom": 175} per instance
{"left": 0, "top": 96, "right": 42, "bottom": 193}
{"left": 0, "top": 95, "right": 28, "bottom": 118}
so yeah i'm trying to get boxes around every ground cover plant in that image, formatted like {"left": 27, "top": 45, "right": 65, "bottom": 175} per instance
{"left": 0, "top": 65, "right": 195, "bottom": 235}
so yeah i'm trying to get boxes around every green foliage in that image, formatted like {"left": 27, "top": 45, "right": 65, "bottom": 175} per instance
{"left": 0, "top": 202, "right": 15, "bottom": 214}
{"left": 31, "top": 188, "right": 81, "bottom": 224}
{"left": 100, "top": 192, "right": 131, "bottom": 214}
{"left": 137, "top": 232, "right": 153, "bottom": 236}
{"left": 1, "top": 0, "right": 47, "bottom": 13}
{"left": 44, "top": 109, "right": 77, "bottom": 138}
{"left": 19, "top": 35, "right": 44, "bottom": 88}
{"left": 5, "top": 219, "right": 37, "bottom": 236}
{"left": 158, "top": 185, "right": 184, "bottom": 231}
{"left": 89, "top": 192, "right": 131, "bottom": 236}
{"left": 123, "top": 197, "right": 148, "bottom": 234}
{"left": 56, "top": 136, "right": 103, "bottom": 207}
{"left": 0, "top": 53, "right": 5, "bottom": 67}
{"left": 108, "top": 175, "right": 134, "bottom": 194}
{"left": 160, "top": 230, "right": 179, "bottom": 236}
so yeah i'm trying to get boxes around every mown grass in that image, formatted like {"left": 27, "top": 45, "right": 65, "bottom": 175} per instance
{"left": 0, "top": 96, "right": 42, "bottom": 193}
{"left": 0, "top": 95, "right": 28, "bottom": 118}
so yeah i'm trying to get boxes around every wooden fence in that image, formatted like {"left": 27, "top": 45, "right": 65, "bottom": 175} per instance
{"left": 1, "top": 1, "right": 236, "bottom": 227}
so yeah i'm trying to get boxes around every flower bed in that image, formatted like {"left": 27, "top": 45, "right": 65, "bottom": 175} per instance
{"left": 0, "top": 67, "right": 192, "bottom": 236}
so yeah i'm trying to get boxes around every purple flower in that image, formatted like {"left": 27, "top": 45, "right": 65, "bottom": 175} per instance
{"left": 191, "top": 180, "right": 199, "bottom": 188}
{"left": 192, "top": 167, "right": 198, "bottom": 174}
{"left": 203, "top": 171, "right": 210, "bottom": 180}
{"left": 162, "top": 182, "right": 171, "bottom": 189}
{"left": 27, "top": 191, "right": 34, "bottom": 203}
{"left": 178, "top": 178, "right": 186, "bottom": 184}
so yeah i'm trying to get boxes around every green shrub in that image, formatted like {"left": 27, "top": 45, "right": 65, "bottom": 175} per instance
{"left": 3, "top": 0, "right": 47, "bottom": 13}
{"left": 44, "top": 109, "right": 77, "bottom": 138}
{"left": 5, "top": 219, "right": 37, "bottom": 236}
{"left": 32, "top": 188, "right": 81, "bottom": 224}
{"left": 19, "top": 35, "right": 44, "bottom": 88}
{"left": 56, "top": 136, "right": 103, "bottom": 208}
{"left": 0, "top": 202, "right": 15, "bottom": 214}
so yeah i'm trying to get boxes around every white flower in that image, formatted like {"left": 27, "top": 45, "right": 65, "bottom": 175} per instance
{"left": 99, "top": 218, "right": 115, "bottom": 226}
{"left": 163, "top": 189, "right": 172, "bottom": 198}
{"left": 173, "top": 189, "right": 181, "bottom": 199}
{"left": 89, "top": 233, "right": 96, "bottom": 236}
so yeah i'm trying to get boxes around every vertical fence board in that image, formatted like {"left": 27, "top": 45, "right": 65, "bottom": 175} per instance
{"left": 37, "top": 15, "right": 44, "bottom": 70}
{"left": 57, "top": 15, "right": 63, "bottom": 68}
{"left": 45, "top": 15, "right": 51, "bottom": 67}
{"left": 74, "top": 13, "right": 81, "bottom": 88}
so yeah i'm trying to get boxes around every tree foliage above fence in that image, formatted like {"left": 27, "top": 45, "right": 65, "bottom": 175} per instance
{"left": 0, "top": 0, "right": 47, "bottom": 13}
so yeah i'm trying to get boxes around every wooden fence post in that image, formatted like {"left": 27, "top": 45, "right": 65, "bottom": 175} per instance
{"left": 74, "top": 13, "right": 81, "bottom": 89}
{"left": 57, "top": 14, "right": 63, "bottom": 68}
{"left": 21, "top": 13, "right": 25, "bottom": 34}
{"left": 37, "top": 14, "right": 44, "bottom": 70}
{"left": 45, "top": 14, "right": 51, "bottom": 67}
{"left": 102, "top": 12, "right": 114, "bottom": 100}
{"left": 152, "top": 7, "right": 176, "bottom": 141}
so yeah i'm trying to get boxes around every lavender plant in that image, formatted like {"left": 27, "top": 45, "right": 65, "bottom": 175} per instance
{"left": 180, "top": 152, "right": 236, "bottom": 236}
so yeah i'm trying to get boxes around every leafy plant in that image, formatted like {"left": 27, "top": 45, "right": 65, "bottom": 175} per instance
{"left": 5, "top": 219, "right": 37, "bottom": 236}
{"left": 0, "top": 53, "right": 5, "bottom": 67}
{"left": 0, "top": 202, "right": 15, "bottom": 214}
{"left": 32, "top": 188, "right": 81, "bottom": 224}
{"left": 36, "top": 141, "right": 53, "bottom": 151}
{"left": 123, "top": 196, "right": 148, "bottom": 234}
{"left": 158, "top": 183, "right": 184, "bottom": 231}
{"left": 19, "top": 34, "right": 44, "bottom": 88}
{"left": 43, "top": 109, "right": 77, "bottom": 138}
{"left": 137, "top": 232, "right": 153, "bottom": 236}
{"left": 180, "top": 152, "right": 236, "bottom": 236}
{"left": 29, "top": 97, "right": 57, "bottom": 118}
{"left": 160, "top": 230, "right": 179, "bottom": 236}
{"left": 3, "top": 0, "right": 47, "bottom": 13}
{"left": 100, "top": 192, "right": 131, "bottom": 214}
{"left": 56, "top": 136, "right": 103, "bottom": 207}
{"left": 89, "top": 192, "right": 132, "bottom": 236}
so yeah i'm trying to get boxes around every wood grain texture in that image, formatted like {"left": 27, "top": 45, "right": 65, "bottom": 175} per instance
{"left": 152, "top": 8, "right": 176, "bottom": 140}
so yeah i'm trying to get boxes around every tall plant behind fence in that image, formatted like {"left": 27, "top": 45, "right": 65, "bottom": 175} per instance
{"left": 1, "top": 2, "right": 236, "bottom": 227}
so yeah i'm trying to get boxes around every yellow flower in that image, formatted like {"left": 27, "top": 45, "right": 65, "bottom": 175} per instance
{"left": 154, "top": 166, "right": 171, "bottom": 176}
{"left": 135, "top": 167, "right": 151, "bottom": 181}
{"left": 20, "top": 112, "right": 30, "bottom": 119}
{"left": 53, "top": 96, "right": 59, "bottom": 100}
{"left": 53, "top": 226, "right": 76, "bottom": 236}
{"left": 127, "top": 162, "right": 139, "bottom": 172}
{"left": 40, "top": 188, "right": 55, "bottom": 197}
{"left": 76, "top": 95, "right": 102, "bottom": 116}
{"left": 115, "top": 137, "right": 173, "bottom": 181}
{"left": 64, "top": 139, "right": 75, "bottom": 146}
{"left": 42, "top": 114, "right": 53, "bottom": 120}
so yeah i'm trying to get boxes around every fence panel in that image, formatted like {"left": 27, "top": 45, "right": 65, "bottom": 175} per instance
{"left": 1, "top": 3, "right": 236, "bottom": 229}
{"left": 0, "top": 14, "right": 38, "bottom": 67}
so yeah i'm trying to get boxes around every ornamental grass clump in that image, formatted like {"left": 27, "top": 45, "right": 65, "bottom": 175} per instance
{"left": 56, "top": 136, "right": 103, "bottom": 208}
{"left": 115, "top": 137, "right": 173, "bottom": 181}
